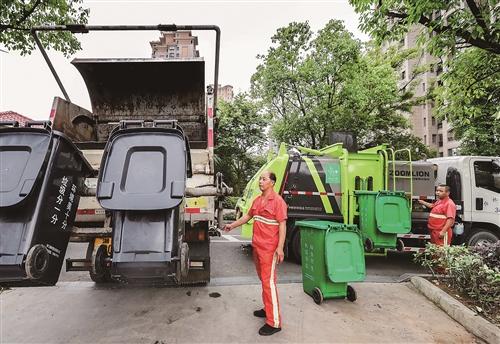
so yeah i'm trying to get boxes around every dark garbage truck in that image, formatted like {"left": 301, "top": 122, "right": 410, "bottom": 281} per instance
{"left": 0, "top": 25, "right": 230, "bottom": 286}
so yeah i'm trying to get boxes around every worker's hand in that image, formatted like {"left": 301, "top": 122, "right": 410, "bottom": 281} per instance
{"left": 439, "top": 230, "right": 446, "bottom": 239}
{"left": 223, "top": 223, "right": 233, "bottom": 232}
{"left": 275, "top": 247, "right": 285, "bottom": 264}
{"left": 418, "top": 199, "right": 426, "bottom": 206}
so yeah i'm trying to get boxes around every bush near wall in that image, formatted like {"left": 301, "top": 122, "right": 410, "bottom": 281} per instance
{"left": 414, "top": 242, "right": 500, "bottom": 323}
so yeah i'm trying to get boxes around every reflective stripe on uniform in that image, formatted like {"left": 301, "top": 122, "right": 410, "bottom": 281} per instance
{"left": 253, "top": 215, "right": 279, "bottom": 226}
{"left": 270, "top": 254, "right": 280, "bottom": 328}
{"left": 429, "top": 213, "right": 448, "bottom": 219}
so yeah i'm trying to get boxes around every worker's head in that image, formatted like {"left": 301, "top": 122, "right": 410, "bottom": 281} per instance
{"left": 436, "top": 184, "right": 450, "bottom": 200}
{"left": 259, "top": 170, "right": 276, "bottom": 192}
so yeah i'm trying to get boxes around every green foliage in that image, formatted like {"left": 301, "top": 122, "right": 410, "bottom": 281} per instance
{"left": 251, "top": 20, "right": 432, "bottom": 159}
{"left": 350, "top": 0, "right": 500, "bottom": 55}
{"left": 415, "top": 244, "right": 500, "bottom": 322}
{"left": 434, "top": 48, "right": 500, "bottom": 155}
{"left": 215, "top": 95, "right": 267, "bottom": 196}
{"left": 0, "top": 0, "right": 89, "bottom": 57}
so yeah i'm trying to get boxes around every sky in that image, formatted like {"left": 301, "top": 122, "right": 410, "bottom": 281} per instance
{"left": 0, "top": 0, "right": 369, "bottom": 120}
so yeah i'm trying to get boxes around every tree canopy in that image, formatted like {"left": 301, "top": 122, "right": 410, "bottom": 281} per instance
{"left": 215, "top": 95, "right": 267, "bottom": 196}
{"left": 251, "top": 20, "right": 431, "bottom": 158}
{"left": 434, "top": 48, "right": 500, "bottom": 156}
{"left": 350, "top": 0, "right": 500, "bottom": 55}
{"left": 0, "top": 0, "right": 89, "bottom": 56}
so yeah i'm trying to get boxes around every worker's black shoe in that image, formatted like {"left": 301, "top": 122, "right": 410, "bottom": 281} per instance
{"left": 258, "top": 324, "right": 281, "bottom": 336}
{"left": 253, "top": 309, "right": 266, "bottom": 318}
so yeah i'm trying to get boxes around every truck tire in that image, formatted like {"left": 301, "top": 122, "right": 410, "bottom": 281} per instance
{"left": 290, "top": 228, "right": 302, "bottom": 264}
{"left": 25, "top": 244, "right": 50, "bottom": 280}
{"left": 467, "top": 229, "right": 499, "bottom": 247}
{"left": 90, "top": 245, "right": 111, "bottom": 283}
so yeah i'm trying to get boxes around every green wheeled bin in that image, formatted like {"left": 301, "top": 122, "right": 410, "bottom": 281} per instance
{"left": 355, "top": 191, "right": 411, "bottom": 251}
{"left": 296, "top": 220, "right": 366, "bottom": 305}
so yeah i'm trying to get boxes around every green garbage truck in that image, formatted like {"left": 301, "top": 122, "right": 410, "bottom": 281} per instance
{"left": 236, "top": 142, "right": 422, "bottom": 261}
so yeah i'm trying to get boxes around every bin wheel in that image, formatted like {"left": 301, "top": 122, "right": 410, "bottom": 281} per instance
{"left": 346, "top": 285, "right": 357, "bottom": 302}
{"left": 25, "top": 244, "right": 50, "bottom": 280}
{"left": 364, "top": 238, "right": 374, "bottom": 252}
{"left": 90, "top": 245, "right": 111, "bottom": 283}
{"left": 396, "top": 239, "right": 405, "bottom": 252}
{"left": 312, "top": 287, "right": 323, "bottom": 305}
{"left": 180, "top": 242, "right": 190, "bottom": 278}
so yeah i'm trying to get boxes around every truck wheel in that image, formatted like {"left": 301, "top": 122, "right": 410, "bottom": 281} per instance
{"left": 25, "top": 244, "right": 50, "bottom": 280}
{"left": 90, "top": 245, "right": 111, "bottom": 283}
{"left": 180, "top": 242, "right": 190, "bottom": 278}
{"left": 467, "top": 230, "right": 499, "bottom": 247}
{"left": 290, "top": 228, "right": 301, "bottom": 264}
{"left": 312, "top": 287, "right": 323, "bottom": 305}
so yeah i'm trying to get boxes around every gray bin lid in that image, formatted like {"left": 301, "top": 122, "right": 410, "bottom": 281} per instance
{"left": 97, "top": 127, "right": 188, "bottom": 211}
{"left": 0, "top": 128, "right": 51, "bottom": 208}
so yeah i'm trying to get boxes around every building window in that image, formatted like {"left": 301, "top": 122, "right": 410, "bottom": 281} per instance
{"left": 423, "top": 117, "right": 426, "bottom": 127}
{"left": 401, "top": 70, "right": 406, "bottom": 80}
{"left": 432, "top": 134, "right": 437, "bottom": 143}
{"left": 424, "top": 135, "right": 427, "bottom": 144}
{"left": 437, "top": 121, "right": 443, "bottom": 129}
{"left": 432, "top": 117, "right": 436, "bottom": 126}
{"left": 422, "top": 82, "right": 426, "bottom": 92}
{"left": 438, "top": 134, "right": 443, "bottom": 147}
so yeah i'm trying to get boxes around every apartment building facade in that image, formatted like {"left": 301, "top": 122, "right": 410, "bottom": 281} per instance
{"left": 398, "top": 26, "right": 460, "bottom": 157}
{"left": 150, "top": 31, "right": 200, "bottom": 59}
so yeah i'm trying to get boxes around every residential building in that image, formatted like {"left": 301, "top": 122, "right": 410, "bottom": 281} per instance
{"left": 396, "top": 25, "right": 460, "bottom": 157}
{"left": 209, "top": 84, "right": 234, "bottom": 102}
{"left": 150, "top": 31, "right": 199, "bottom": 59}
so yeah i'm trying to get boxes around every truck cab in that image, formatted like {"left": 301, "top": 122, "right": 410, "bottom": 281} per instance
{"left": 429, "top": 156, "right": 500, "bottom": 245}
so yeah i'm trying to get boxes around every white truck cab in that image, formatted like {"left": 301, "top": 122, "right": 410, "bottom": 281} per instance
{"left": 428, "top": 156, "right": 500, "bottom": 245}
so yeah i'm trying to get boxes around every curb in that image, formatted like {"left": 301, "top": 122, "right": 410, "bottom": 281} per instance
{"left": 410, "top": 276, "right": 500, "bottom": 344}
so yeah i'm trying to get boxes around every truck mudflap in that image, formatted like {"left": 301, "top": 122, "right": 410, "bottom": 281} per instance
{"left": 96, "top": 121, "right": 193, "bottom": 282}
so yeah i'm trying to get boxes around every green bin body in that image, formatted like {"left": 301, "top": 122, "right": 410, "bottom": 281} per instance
{"left": 356, "top": 191, "right": 411, "bottom": 250}
{"left": 297, "top": 220, "right": 365, "bottom": 303}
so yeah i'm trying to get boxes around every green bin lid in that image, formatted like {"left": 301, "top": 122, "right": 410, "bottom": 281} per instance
{"left": 325, "top": 230, "right": 366, "bottom": 283}
{"left": 375, "top": 193, "right": 411, "bottom": 234}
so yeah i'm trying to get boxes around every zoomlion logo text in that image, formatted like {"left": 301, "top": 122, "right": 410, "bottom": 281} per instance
{"left": 389, "top": 170, "right": 430, "bottom": 178}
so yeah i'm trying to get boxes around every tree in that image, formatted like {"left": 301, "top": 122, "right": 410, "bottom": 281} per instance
{"left": 0, "top": 0, "right": 89, "bottom": 57}
{"left": 349, "top": 0, "right": 500, "bottom": 55}
{"left": 215, "top": 95, "right": 268, "bottom": 196}
{"left": 251, "top": 20, "right": 432, "bottom": 158}
{"left": 434, "top": 48, "right": 500, "bottom": 155}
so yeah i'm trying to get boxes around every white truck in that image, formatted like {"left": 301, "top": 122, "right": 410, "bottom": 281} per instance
{"left": 429, "top": 156, "right": 500, "bottom": 246}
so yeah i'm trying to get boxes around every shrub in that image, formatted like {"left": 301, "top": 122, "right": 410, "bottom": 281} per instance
{"left": 415, "top": 244, "right": 500, "bottom": 320}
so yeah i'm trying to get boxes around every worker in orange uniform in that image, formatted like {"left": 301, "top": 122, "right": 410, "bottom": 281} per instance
{"left": 224, "top": 170, "right": 287, "bottom": 336}
{"left": 419, "top": 184, "right": 457, "bottom": 246}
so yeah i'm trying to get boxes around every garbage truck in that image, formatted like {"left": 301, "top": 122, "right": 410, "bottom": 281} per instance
{"left": 236, "top": 142, "right": 500, "bottom": 261}
{"left": 1, "top": 25, "right": 230, "bottom": 285}
{"left": 235, "top": 142, "right": 414, "bottom": 261}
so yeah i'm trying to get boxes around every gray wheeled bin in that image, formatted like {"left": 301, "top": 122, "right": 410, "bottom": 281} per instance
{"left": 0, "top": 121, "right": 93, "bottom": 285}
{"left": 96, "top": 121, "right": 192, "bottom": 283}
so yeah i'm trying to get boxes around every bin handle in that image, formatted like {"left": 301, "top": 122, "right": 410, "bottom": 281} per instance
{"left": 0, "top": 121, "right": 20, "bottom": 128}
{"left": 153, "top": 120, "right": 178, "bottom": 129}
{"left": 119, "top": 120, "right": 144, "bottom": 129}
{"left": 24, "top": 121, "right": 51, "bottom": 129}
